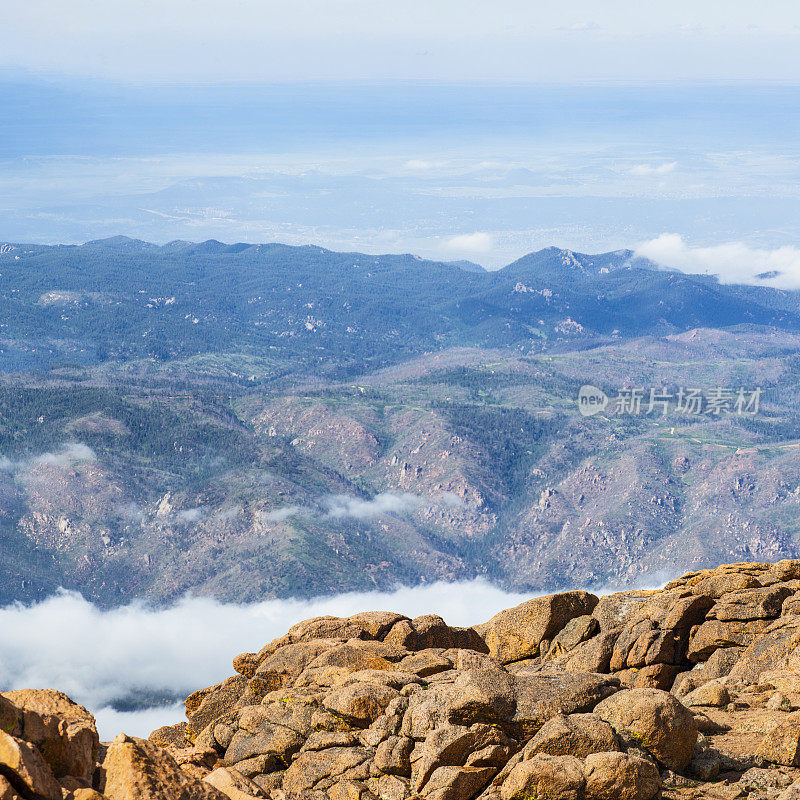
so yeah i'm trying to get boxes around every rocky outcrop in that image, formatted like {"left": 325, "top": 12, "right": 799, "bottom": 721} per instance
{"left": 11, "top": 560, "right": 800, "bottom": 798}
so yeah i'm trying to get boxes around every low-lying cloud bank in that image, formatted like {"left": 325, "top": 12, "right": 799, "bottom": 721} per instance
{"left": 0, "top": 581, "right": 536, "bottom": 738}
{"left": 636, "top": 234, "right": 800, "bottom": 289}
{"left": 265, "top": 491, "right": 461, "bottom": 523}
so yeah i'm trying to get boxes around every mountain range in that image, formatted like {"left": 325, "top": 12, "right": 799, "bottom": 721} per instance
{"left": 1, "top": 237, "right": 800, "bottom": 605}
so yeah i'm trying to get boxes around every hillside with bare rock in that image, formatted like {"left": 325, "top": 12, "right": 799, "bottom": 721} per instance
{"left": 10, "top": 560, "right": 800, "bottom": 797}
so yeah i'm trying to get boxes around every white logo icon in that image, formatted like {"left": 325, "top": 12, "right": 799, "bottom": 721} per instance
{"left": 577, "top": 385, "right": 608, "bottom": 417}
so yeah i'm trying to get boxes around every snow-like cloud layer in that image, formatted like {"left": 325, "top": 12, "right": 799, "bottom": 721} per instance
{"left": 636, "top": 234, "right": 800, "bottom": 289}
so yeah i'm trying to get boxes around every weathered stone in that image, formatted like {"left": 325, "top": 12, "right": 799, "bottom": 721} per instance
{"left": 0, "top": 776, "right": 19, "bottom": 800}
{"left": 224, "top": 724, "right": 303, "bottom": 768}
{"left": 524, "top": 713, "right": 619, "bottom": 759}
{"left": 397, "top": 652, "right": 452, "bottom": 678}
{"left": 701, "top": 645, "right": 744, "bottom": 678}
{"left": 510, "top": 672, "right": 620, "bottom": 739}
{"left": 423, "top": 765, "right": 495, "bottom": 800}
{"left": 500, "top": 754, "right": 585, "bottom": 800}
{"left": 324, "top": 682, "right": 399, "bottom": 727}
{"left": 0, "top": 698, "right": 20, "bottom": 740}
{"left": 253, "top": 639, "right": 344, "bottom": 689}
{"left": 592, "top": 591, "right": 657, "bottom": 632}
{"left": 2, "top": 689, "right": 99, "bottom": 783}
{"left": 729, "top": 618, "right": 800, "bottom": 683}
{"left": 150, "top": 721, "right": 190, "bottom": 748}
{"left": 474, "top": 592, "right": 598, "bottom": 664}
{"left": 614, "top": 664, "right": 682, "bottom": 690}
{"left": 297, "top": 643, "right": 397, "bottom": 686}
{"left": 686, "top": 619, "right": 770, "bottom": 662}
{"left": 543, "top": 616, "right": 599, "bottom": 661}
{"left": 593, "top": 688, "right": 698, "bottom": 771}
{"left": 232, "top": 653, "right": 260, "bottom": 679}
{"left": 563, "top": 631, "right": 618, "bottom": 674}
{"left": 100, "top": 734, "right": 227, "bottom": 800}
{"left": 286, "top": 616, "right": 372, "bottom": 643}
{"left": 203, "top": 767, "right": 264, "bottom": 800}
{"left": 757, "top": 722, "right": 800, "bottom": 766}
{"left": 282, "top": 747, "right": 372, "bottom": 794}
{"left": 186, "top": 676, "right": 248, "bottom": 739}
{"left": 0, "top": 729, "right": 62, "bottom": 800}
{"left": 682, "top": 680, "right": 731, "bottom": 708}
{"left": 583, "top": 751, "right": 660, "bottom": 800}
{"left": 413, "top": 725, "right": 513, "bottom": 792}
{"left": 375, "top": 736, "right": 413, "bottom": 777}
{"left": 692, "top": 572, "right": 763, "bottom": 598}
{"left": 711, "top": 586, "right": 794, "bottom": 621}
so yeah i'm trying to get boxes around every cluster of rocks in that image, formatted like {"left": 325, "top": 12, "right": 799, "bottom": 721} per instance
{"left": 9, "top": 559, "right": 800, "bottom": 799}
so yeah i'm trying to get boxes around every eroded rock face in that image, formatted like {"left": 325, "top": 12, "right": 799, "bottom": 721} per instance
{"left": 474, "top": 592, "right": 599, "bottom": 664}
{"left": 12, "top": 559, "right": 800, "bottom": 799}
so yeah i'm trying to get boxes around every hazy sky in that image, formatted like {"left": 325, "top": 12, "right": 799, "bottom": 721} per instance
{"left": 3, "top": 0, "right": 800, "bottom": 83}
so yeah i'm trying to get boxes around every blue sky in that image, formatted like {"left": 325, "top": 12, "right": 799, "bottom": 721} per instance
{"left": 3, "top": 1, "right": 800, "bottom": 83}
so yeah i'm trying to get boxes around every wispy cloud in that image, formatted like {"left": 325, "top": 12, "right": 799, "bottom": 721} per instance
{"left": 323, "top": 491, "right": 425, "bottom": 519}
{"left": 262, "top": 505, "right": 305, "bottom": 523}
{"left": 265, "top": 491, "right": 461, "bottom": 524}
{"left": 630, "top": 162, "right": 677, "bottom": 176}
{"left": 636, "top": 233, "right": 800, "bottom": 289}
{"left": 0, "top": 442, "right": 96, "bottom": 473}
{"left": 444, "top": 232, "right": 494, "bottom": 254}
{"left": 175, "top": 507, "right": 204, "bottom": 524}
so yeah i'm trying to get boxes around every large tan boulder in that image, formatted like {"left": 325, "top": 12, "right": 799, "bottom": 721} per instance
{"left": 500, "top": 753, "right": 585, "bottom": 800}
{"left": 583, "top": 751, "right": 660, "bottom": 800}
{"left": 474, "top": 592, "right": 599, "bottom": 664}
{"left": 281, "top": 746, "right": 372, "bottom": 794}
{"left": 323, "top": 681, "right": 399, "bottom": 727}
{"left": 686, "top": 620, "right": 770, "bottom": 662}
{"left": 524, "top": 713, "right": 619, "bottom": 759}
{"left": 185, "top": 676, "right": 248, "bottom": 739}
{"left": 510, "top": 672, "right": 620, "bottom": 739}
{"left": 99, "top": 734, "right": 227, "bottom": 800}
{"left": 757, "top": 722, "right": 800, "bottom": 766}
{"left": 412, "top": 724, "right": 513, "bottom": 793}
{"left": 423, "top": 765, "right": 495, "bottom": 800}
{"left": 202, "top": 767, "right": 264, "bottom": 799}
{"left": 0, "top": 729, "right": 62, "bottom": 800}
{"left": 710, "top": 586, "right": 794, "bottom": 621}
{"left": 593, "top": 688, "right": 698, "bottom": 772}
{"left": 2, "top": 689, "right": 98, "bottom": 782}
{"left": 729, "top": 617, "right": 800, "bottom": 683}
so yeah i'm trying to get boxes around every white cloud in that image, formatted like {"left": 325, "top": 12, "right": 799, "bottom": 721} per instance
{"left": 323, "top": 491, "right": 425, "bottom": 520}
{"left": 34, "top": 442, "right": 96, "bottom": 467}
{"left": 444, "top": 233, "right": 494, "bottom": 254}
{"left": 636, "top": 233, "right": 800, "bottom": 289}
{"left": 263, "top": 491, "right": 459, "bottom": 523}
{"left": 262, "top": 505, "right": 305, "bottom": 523}
{"left": 0, "top": 443, "right": 97, "bottom": 475}
{"left": 175, "top": 507, "right": 204, "bottom": 524}
{"left": 630, "top": 162, "right": 677, "bottom": 176}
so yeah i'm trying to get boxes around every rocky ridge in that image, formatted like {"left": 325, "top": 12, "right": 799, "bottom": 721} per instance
{"left": 9, "top": 560, "right": 800, "bottom": 798}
